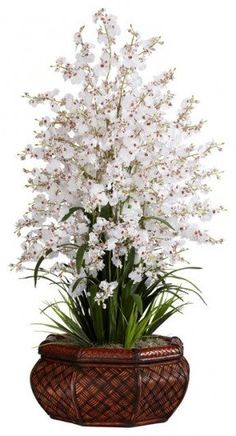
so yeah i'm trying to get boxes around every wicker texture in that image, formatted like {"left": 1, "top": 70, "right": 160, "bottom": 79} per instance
{"left": 30, "top": 335, "right": 189, "bottom": 427}
{"left": 31, "top": 359, "right": 78, "bottom": 422}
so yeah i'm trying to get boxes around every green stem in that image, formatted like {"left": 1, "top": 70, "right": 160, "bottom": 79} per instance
{"left": 108, "top": 250, "right": 112, "bottom": 282}
{"left": 116, "top": 32, "right": 136, "bottom": 118}
{"left": 103, "top": 24, "right": 112, "bottom": 82}
{"left": 116, "top": 73, "right": 127, "bottom": 117}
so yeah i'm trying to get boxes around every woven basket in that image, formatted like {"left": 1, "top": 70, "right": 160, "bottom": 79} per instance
{"left": 30, "top": 334, "right": 189, "bottom": 427}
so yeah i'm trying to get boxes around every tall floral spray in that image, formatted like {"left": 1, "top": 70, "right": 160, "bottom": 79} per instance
{"left": 12, "top": 9, "right": 223, "bottom": 347}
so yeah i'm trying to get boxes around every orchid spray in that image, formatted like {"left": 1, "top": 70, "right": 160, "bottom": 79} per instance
{"left": 12, "top": 9, "right": 223, "bottom": 347}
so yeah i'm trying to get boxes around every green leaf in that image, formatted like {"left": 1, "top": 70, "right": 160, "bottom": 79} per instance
{"left": 61, "top": 207, "right": 84, "bottom": 222}
{"left": 124, "top": 305, "right": 156, "bottom": 348}
{"left": 87, "top": 284, "right": 105, "bottom": 343}
{"left": 162, "top": 266, "right": 202, "bottom": 280}
{"left": 34, "top": 249, "right": 52, "bottom": 287}
{"left": 108, "top": 289, "right": 118, "bottom": 342}
{"left": 71, "top": 276, "right": 86, "bottom": 293}
{"left": 100, "top": 204, "right": 112, "bottom": 220}
{"left": 142, "top": 216, "right": 175, "bottom": 230}
{"left": 122, "top": 247, "right": 136, "bottom": 282}
{"left": 22, "top": 274, "right": 67, "bottom": 291}
{"left": 146, "top": 303, "right": 189, "bottom": 334}
{"left": 131, "top": 294, "right": 143, "bottom": 315}
{"left": 76, "top": 244, "right": 87, "bottom": 274}
{"left": 45, "top": 299, "right": 92, "bottom": 345}
{"left": 124, "top": 307, "right": 138, "bottom": 348}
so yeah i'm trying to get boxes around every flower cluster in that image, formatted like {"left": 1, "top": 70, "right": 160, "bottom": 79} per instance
{"left": 13, "top": 9, "right": 223, "bottom": 307}
{"left": 94, "top": 281, "right": 118, "bottom": 308}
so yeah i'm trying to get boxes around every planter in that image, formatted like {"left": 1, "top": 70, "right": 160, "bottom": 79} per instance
{"left": 30, "top": 334, "right": 189, "bottom": 427}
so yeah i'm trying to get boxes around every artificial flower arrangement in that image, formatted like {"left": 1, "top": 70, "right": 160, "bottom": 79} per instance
{"left": 13, "top": 9, "right": 223, "bottom": 427}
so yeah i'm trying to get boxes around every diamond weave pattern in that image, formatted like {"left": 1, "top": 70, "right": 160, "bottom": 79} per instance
{"left": 31, "top": 356, "right": 189, "bottom": 426}
{"left": 31, "top": 359, "right": 78, "bottom": 421}
{"left": 74, "top": 366, "right": 137, "bottom": 423}
{"left": 136, "top": 359, "right": 189, "bottom": 422}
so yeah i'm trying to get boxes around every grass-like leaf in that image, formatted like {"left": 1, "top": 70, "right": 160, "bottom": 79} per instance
{"left": 28, "top": 246, "right": 203, "bottom": 348}
{"left": 141, "top": 216, "right": 175, "bottom": 230}
{"left": 61, "top": 206, "right": 84, "bottom": 222}
{"left": 34, "top": 249, "right": 52, "bottom": 287}
{"left": 76, "top": 244, "right": 87, "bottom": 274}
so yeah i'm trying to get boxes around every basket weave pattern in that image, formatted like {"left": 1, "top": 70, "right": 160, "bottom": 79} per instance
{"left": 31, "top": 335, "right": 189, "bottom": 427}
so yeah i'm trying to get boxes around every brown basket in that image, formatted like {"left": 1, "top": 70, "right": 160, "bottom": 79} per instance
{"left": 30, "top": 334, "right": 189, "bottom": 427}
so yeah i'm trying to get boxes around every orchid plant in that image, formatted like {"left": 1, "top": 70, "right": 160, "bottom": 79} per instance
{"left": 12, "top": 9, "right": 223, "bottom": 348}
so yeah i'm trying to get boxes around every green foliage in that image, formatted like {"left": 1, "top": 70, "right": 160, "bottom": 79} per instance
{"left": 61, "top": 207, "right": 84, "bottom": 222}
{"left": 76, "top": 244, "right": 87, "bottom": 273}
{"left": 34, "top": 248, "right": 52, "bottom": 287}
{"left": 27, "top": 246, "right": 204, "bottom": 348}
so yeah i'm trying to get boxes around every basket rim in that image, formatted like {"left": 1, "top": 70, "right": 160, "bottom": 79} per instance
{"left": 38, "top": 334, "right": 184, "bottom": 365}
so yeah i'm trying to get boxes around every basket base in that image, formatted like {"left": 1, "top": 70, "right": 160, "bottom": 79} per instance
{"left": 49, "top": 414, "right": 169, "bottom": 427}
{"left": 31, "top": 335, "right": 190, "bottom": 427}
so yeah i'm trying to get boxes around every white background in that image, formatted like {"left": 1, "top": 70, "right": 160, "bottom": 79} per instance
{"left": 0, "top": 0, "right": 235, "bottom": 435}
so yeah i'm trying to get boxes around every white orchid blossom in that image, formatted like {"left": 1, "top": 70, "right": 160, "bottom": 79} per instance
{"left": 12, "top": 8, "right": 224, "bottom": 307}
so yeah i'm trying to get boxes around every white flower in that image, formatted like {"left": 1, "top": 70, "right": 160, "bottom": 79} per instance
{"left": 100, "top": 280, "right": 118, "bottom": 294}
{"left": 118, "top": 147, "right": 135, "bottom": 165}
{"left": 95, "top": 280, "right": 118, "bottom": 306}
{"left": 112, "top": 254, "right": 122, "bottom": 268}
{"left": 68, "top": 269, "right": 87, "bottom": 297}
{"left": 13, "top": 8, "right": 223, "bottom": 292}
{"left": 74, "top": 32, "right": 83, "bottom": 46}
{"left": 48, "top": 88, "right": 59, "bottom": 98}
{"left": 122, "top": 201, "right": 142, "bottom": 222}
{"left": 71, "top": 70, "right": 85, "bottom": 84}
{"left": 89, "top": 183, "right": 108, "bottom": 206}
{"left": 50, "top": 101, "right": 60, "bottom": 112}
{"left": 93, "top": 217, "right": 109, "bottom": 232}
{"left": 64, "top": 93, "right": 75, "bottom": 110}
{"left": 89, "top": 232, "right": 99, "bottom": 245}
{"left": 61, "top": 145, "right": 74, "bottom": 160}
{"left": 34, "top": 194, "right": 47, "bottom": 208}
{"left": 106, "top": 238, "right": 117, "bottom": 251}
{"left": 90, "top": 183, "right": 104, "bottom": 196}
{"left": 129, "top": 270, "right": 143, "bottom": 283}
{"left": 78, "top": 223, "right": 89, "bottom": 235}
{"left": 46, "top": 160, "right": 61, "bottom": 173}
